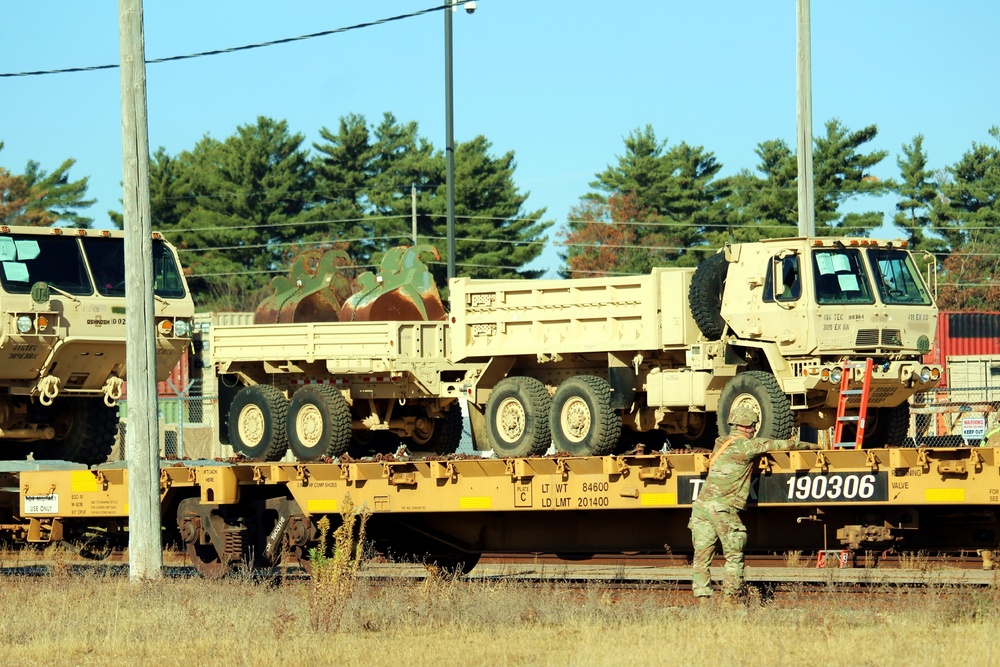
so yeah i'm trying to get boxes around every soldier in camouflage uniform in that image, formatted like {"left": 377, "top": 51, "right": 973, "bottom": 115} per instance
{"left": 689, "top": 406, "right": 819, "bottom": 600}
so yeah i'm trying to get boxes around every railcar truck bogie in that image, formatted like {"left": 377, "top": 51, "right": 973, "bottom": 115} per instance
{"left": 212, "top": 237, "right": 940, "bottom": 461}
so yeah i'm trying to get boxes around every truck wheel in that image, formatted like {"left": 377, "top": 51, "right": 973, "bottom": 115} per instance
{"left": 287, "top": 385, "right": 352, "bottom": 461}
{"left": 485, "top": 377, "right": 551, "bottom": 457}
{"left": 35, "top": 399, "right": 117, "bottom": 466}
{"left": 858, "top": 404, "right": 910, "bottom": 448}
{"left": 550, "top": 376, "right": 621, "bottom": 456}
{"left": 689, "top": 252, "right": 729, "bottom": 340}
{"left": 409, "top": 402, "right": 463, "bottom": 455}
{"left": 229, "top": 385, "right": 289, "bottom": 461}
{"left": 717, "top": 371, "right": 794, "bottom": 440}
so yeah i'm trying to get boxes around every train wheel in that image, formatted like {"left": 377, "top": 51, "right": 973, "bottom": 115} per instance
{"left": 485, "top": 377, "right": 551, "bottom": 457}
{"left": 287, "top": 385, "right": 352, "bottom": 461}
{"left": 717, "top": 371, "right": 794, "bottom": 440}
{"left": 176, "top": 498, "right": 233, "bottom": 579}
{"left": 550, "top": 376, "right": 620, "bottom": 456}
{"left": 409, "top": 402, "right": 463, "bottom": 454}
{"left": 228, "top": 385, "right": 289, "bottom": 461}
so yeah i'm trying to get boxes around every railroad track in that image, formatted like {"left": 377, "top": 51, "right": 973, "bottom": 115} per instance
{"left": 3, "top": 550, "right": 998, "bottom": 589}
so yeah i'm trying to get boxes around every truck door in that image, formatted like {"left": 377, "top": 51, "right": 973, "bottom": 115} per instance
{"left": 759, "top": 253, "right": 808, "bottom": 351}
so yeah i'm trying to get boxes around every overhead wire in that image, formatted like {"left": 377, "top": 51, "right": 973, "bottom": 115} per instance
{"left": 0, "top": 3, "right": 474, "bottom": 78}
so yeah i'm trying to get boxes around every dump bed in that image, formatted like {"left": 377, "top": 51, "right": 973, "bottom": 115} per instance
{"left": 212, "top": 320, "right": 453, "bottom": 372}
{"left": 448, "top": 267, "right": 701, "bottom": 361}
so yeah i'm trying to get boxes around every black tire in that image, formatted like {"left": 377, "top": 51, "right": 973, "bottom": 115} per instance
{"left": 287, "top": 385, "right": 352, "bottom": 461}
{"left": 858, "top": 403, "right": 910, "bottom": 448}
{"left": 35, "top": 399, "right": 118, "bottom": 466}
{"left": 485, "top": 377, "right": 551, "bottom": 457}
{"left": 550, "top": 376, "right": 621, "bottom": 456}
{"left": 408, "top": 402, "right": 463, "bottom": 455}
{"left": 717, "top": 371, "right": 794, "bottom": 440}
{"left": 228, "top": 385, "right": 289, "bottom": 461}
{"left": 689, "top": 252, "right": 730, "bottom": 339}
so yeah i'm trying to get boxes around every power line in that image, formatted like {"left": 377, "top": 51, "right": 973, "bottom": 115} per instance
{"left": 0, "top": 3, "right": 471, "bottom": 79}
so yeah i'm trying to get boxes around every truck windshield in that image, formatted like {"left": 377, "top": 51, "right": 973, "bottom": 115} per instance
{"left": 0, "top": 235, "right": 92, "bottom": 295}
{"left": 81, "top": 237, "right": 187, "bottom": 298}
{"left": 0, "top": 234, "right": 187, "bottom": 299}
{"left": 811, "top": 247, "right": 875, "bottom": 305}
{"left": 866, "top": 248, "right": 932, "bottom": 305}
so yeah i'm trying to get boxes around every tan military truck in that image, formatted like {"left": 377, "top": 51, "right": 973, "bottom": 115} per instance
{"left": 211, "top": 237, "right": 940, "bottom": 461}
{"left": 0, "top": 226, "right": 194, "bottom": 464}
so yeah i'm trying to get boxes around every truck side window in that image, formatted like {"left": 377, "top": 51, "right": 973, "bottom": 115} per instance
{"left": 763, "top": 255, "right": 800, "bottom": 303}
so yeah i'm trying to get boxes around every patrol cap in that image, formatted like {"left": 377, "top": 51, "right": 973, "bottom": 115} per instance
{"left": 727, "top": 407, "right": 759, "bottom": 427}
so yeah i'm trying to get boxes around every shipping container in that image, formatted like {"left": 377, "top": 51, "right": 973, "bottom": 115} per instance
{"left": 925, "top": 312, "right": 1000, "bottom": 386}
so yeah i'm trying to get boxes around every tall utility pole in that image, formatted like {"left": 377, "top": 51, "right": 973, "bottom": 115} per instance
{"left": 119, "top": 0, "right": 163, "bottom": 580}
{"left": 796, "top": 0, "right": 816, "bottom": 237}
{"left": 444, "top": 1, "right": 456, "bottom": 280}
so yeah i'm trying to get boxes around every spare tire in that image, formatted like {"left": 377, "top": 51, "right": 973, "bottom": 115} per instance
{"left": 689, "top": 251, "right": 729, "bottom": 339}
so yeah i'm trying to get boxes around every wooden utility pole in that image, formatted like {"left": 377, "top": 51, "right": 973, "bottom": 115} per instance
{"left": 796, "top": 0, "right": 816, "bottom": 237}
{"left": 118, "top": 0, "right": 163, "bottom": 580}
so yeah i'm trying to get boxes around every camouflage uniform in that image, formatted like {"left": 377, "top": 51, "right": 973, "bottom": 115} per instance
{"left": 689, "top": 429, "right": 814, "bottom": 598}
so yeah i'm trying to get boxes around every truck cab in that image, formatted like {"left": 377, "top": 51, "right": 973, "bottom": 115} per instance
{"left": 0, "top": 226, "right": 194, "bottom": 464}
{"left": 704, "top": 237, "right": 940, "bottom": 441}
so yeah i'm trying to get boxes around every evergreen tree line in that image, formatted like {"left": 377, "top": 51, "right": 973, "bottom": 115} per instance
{"left": 2, "top": 117, "right": 999, "bottom": 311}
{"left": 562, "top": 121, "right": 1000, "bottom": 311}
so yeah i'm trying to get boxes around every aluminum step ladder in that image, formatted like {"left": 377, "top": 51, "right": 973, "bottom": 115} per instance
{"left": 832, "top": 358, "right": 873, "bottom": 449}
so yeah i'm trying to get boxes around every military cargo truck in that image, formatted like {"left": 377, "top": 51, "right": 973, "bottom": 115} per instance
{"left": 212, "top": 237, "right": 940, "bottom": 461}
{"left": 0, "top": 226, "right": 194, "bottom": 464}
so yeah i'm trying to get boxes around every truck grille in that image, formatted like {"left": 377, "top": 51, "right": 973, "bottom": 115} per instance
{"left": 856, "top": 329, "right": 879, "bottom": 346}
{"left": 881, "top": 329, "right": 902, "bottom": 346}
{"left": 855, "top": 329, "right": 903, "bottom": 347}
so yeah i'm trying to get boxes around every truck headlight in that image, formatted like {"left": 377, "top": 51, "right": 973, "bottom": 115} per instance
{"left": 920, "top": 366, "right": 932, "bottom": 382}
{"left": 830, "top": 367, "right": 843, "bottom": 384}
{"left": 16, "top": 315, "right": 32, "bottom": 333}
{"left": 174, "top": 319, "right": 191, "bottom": 338}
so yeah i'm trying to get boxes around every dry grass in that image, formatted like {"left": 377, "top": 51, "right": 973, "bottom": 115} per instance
{"left": 0, "top": 569, "right": 998, "bottom": 667}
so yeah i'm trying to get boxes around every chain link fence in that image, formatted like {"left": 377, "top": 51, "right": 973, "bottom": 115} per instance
{"left": 113, "top": 379, "right": 234, "bottom": 460}
{"left": 910, "top": 386, "right": 1000, "bottom": 448}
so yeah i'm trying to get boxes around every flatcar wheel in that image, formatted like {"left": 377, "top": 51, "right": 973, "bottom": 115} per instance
{"left": 289, "top": 544, "right": 314, "bottom": 576}
{"left": 185, "top": 542, "right": 230, "bottom": 579}
{"left": 177, "top": 497, "right": 240, "bottom": 579}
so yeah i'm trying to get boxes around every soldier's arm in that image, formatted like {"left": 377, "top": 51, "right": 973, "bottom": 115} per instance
{"left": 756, "top": 438, "right": 816, "bottom": 453}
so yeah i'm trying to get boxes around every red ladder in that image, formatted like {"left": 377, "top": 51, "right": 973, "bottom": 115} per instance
{"left": 832, "top": 358, "right": 873, "bottom": 450}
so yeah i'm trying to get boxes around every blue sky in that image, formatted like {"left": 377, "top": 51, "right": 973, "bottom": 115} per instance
{"left": 1, "top": 1, "right": 998, "bottom": 277}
